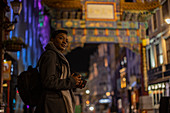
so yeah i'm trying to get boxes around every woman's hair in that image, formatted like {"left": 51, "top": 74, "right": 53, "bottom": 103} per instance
{"left": 50, "top": 30, "right": 68, "bottom": 39}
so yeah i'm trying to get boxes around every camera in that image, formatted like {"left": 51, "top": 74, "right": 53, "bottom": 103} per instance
{"left": 73, "top": 72, "right": 87, "bottom": 89}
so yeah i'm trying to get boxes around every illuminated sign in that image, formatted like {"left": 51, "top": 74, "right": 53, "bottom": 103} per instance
{"left": 120, "top": 68, "right": 127, "bottom": 88}
{"left": 85, "top": 2, "right": 117, "bottom": 21}
{"left": 99, "top": 98, "right": 111, "bottom": 104}
{"left": 3, "top": 60, "right": 12, "bottom": 81}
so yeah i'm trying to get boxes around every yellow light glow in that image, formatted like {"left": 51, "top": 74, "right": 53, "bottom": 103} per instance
{"left": 86, "top": 100, "right": 90, "bottom": 105}
{"left": 142, "top": 38, "right": 149, "bottom": 46}
{"left": 123, "top": 78, "right": 126, "bottom": 81}
{"left": 106, "top": 92, "right": 110, "bottom": 96}
{"left": 165, "top": 18, "right": 170, "bottom": 24}
{"left": 3, "top": 83, "right": 7, "bottom": 87}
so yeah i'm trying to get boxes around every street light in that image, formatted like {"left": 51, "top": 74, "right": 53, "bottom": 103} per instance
{"left": 85, "top": 89, "right": 90, "bottom": 94}
{"left": 10, "top": 0, "right": 22, "bottom": 15}
{"left": 165, "top": 18, "right": 170, "bottom": 24}
{"left": 0, "top": 0, "right": 22, "bottom": 31}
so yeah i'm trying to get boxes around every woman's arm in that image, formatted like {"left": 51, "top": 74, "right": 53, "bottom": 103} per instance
{"left": 40, "top": 51, "right": 77, "bottom": 90}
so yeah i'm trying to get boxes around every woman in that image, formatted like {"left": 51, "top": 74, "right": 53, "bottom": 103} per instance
{"left": 34, "top": 30, "right": 82, "bottom": 113}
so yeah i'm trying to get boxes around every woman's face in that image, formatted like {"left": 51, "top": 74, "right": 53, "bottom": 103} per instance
{"left": 52, "top": 33, "right": 68, "bottom": 52}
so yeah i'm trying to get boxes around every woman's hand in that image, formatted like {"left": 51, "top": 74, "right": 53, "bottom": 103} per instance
{"left": 72, "top": 73, "right": 82, "bottom": 86}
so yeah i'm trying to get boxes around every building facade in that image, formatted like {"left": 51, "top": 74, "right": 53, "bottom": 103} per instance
{"left": 146, "top": 0, "right": 170, "bottom": 111}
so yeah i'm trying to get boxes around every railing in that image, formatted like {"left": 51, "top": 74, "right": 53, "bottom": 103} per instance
{"left": 147, "top": 66, "right": 162, "bottom": 81}
{"left": 148, "top": 66, "right": 162, "bottom": 75}
{"left": 165, "top": 63, "right": 170, "bottom": 70}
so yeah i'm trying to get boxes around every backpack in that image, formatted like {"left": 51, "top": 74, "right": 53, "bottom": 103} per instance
{"left": 17, "top": 65, "right": 42, "bottom": 107}
{"left": 17, "top": 51, "right": 48, "bottom": 107}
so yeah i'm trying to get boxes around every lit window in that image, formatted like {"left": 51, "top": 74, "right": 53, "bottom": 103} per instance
{"left": 156, "top": 44, "right": 163, "bottom": 66}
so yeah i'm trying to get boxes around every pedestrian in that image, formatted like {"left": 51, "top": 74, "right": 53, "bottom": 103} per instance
{"left": 34, "top": 30, "right": 84, "bottom": 113}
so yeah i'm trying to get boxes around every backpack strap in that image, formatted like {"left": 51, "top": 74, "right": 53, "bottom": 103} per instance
{"left": 36, "top": 49, "right": 62, "bottom": 78}
{"left": 36, "top": 50, "right": 49, "bottom": 68}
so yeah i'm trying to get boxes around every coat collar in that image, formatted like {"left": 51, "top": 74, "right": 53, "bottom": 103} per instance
{"left": 45, "top": 41, "right": 69, "bottom": 65}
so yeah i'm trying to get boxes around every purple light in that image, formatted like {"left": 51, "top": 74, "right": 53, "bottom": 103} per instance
{"left": 25, "top": 30, "right": 28, "bottom": 44}
{"left": 44, "top": 16, "right": 48, "bottom": 26}
{"left": 29, "top": 30, "right": 32, "bottom": 47}
{"left": 40, "top": 16, "right": 50, "bottom": 49}
{"left": 34, "top": 0, "right": 37, "bottom": 8}
{"left": 26, "top": 105, "right": 29, "bottom": 109}
{"left": 38, "top": 23, "right": 40, "bottom": 27}
{"left": 29, "top": 7, "right": 31, "bottom": 24}
{"left": 9, "top": 1, "right": 14, "bottom": 39}
{"left": 24, "top": 0, "right": 27, "bottom": 22}
{"left": 38, "top": 1, "right": 42, "bottom": 10}
{"left": 33, "top": 16, "right": 35, "bottom": 28}
{"left": 37, "top": 5, "right": 50, "bottom": 50}
{"left": 41, "top": 11, "right": 43, "bottom": 15}
{"left": 33, "top": 21, "right": 36, "bottom": 52}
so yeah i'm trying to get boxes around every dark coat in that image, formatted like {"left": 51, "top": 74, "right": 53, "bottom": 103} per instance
{"left": 34, "top": 42, "right": 77, "bottom": 113}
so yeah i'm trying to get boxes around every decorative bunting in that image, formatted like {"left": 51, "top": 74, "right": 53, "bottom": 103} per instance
{"left": 94, "top": 29, "right": 98, "bottom": 36}
{"left": 116, "top": 29, "right": 119, "bottom": 36}
{"left": 84, "top": 29, "right": 87, "bottom": 35}
{"left": 73, "top": 28, "right": 76, "bottom": 35}
{"left": 105, "top": 29, "right": 109, "bottom": 36}
{"left": 126, "top": 29, "right": 129, "bottom": 36}
{"left": 61, "top": 20, "right": 139, "bottom": 29}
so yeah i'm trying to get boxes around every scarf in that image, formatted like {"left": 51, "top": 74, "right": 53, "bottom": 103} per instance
{"left": 46, "top": 42, "right": 75, "bottom": 113}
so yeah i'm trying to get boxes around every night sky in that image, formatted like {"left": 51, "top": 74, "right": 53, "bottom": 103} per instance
{"left": 66, "top": 43, "right": 99, "bottom": 73}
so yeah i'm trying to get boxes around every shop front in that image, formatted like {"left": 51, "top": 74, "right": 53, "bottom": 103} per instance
{"left": 148, "top": 65, "right": 170, "bottom": 111}
{"left": 2, "top": 53, "right": 18, "bottom": 113}
{"left": 148, "top": 82, "right": 169, "bottom": 107}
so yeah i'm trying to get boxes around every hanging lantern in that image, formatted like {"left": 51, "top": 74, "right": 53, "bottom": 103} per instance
{"left": 10, "top": 0, "right": 22, "bottom": 15}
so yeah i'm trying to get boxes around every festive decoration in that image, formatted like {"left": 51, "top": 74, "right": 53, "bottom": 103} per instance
{"left": 61, "top": 20, "right": 139, "bottom": 29}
